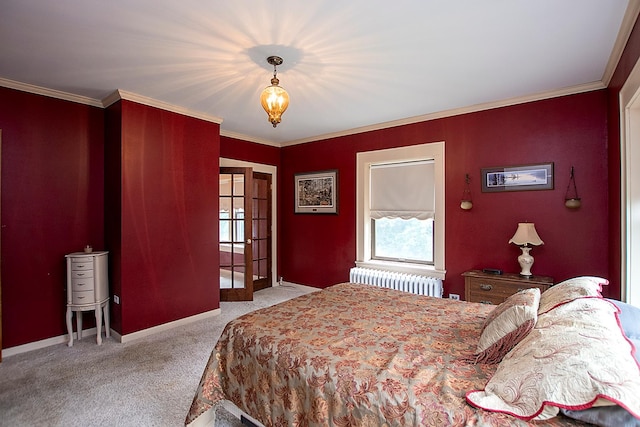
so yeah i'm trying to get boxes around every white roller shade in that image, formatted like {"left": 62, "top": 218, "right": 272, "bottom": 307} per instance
{"left": 370, "top": 160, "right": 435, "bottom": 220}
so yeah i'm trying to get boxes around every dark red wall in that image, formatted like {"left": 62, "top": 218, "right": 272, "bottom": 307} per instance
{"left": 2, "top": 29, "right": 636, "bottom": 348}
{"left": 220, "top": 135, "right": 282, "bottom": 275}
{"left": 106, "top": 100, "right": 220, "bottom": 335}
{"left": 220, "top": 136, "right": 280, "bottom": 166}
{"left": 0, "top": 87, "right": 105, "bottom": 348}
{"left": 281, "top": 91, "right": 612, "bottom": 299}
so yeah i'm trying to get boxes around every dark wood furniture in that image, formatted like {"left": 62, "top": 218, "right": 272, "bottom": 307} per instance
{"left": 463, "top": 270, "right": 553, "bottom": 305}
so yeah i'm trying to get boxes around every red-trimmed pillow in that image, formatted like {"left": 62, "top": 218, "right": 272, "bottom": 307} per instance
{"left": 473, "top": 288, "right": 540, "bottom": 364}
{"left": 538, "top": 276, "right": 608, "bottom": 314}
{"left": 467, "top": 297, "right": 640, "bottom": 421}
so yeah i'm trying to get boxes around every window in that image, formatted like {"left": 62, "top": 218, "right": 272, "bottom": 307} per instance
{"left": 370, "top": 160, "right": 435, "bottom": 264}
{"left": 373, "top": 217, "right": 434, "bottom": 263}
{"left": 356, "top": 142, "right": 445, "bottom": 278}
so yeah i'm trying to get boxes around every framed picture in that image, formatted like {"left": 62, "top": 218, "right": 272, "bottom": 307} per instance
{"left": 481, "top": 163, "right": 554, "bottom": 192}
{"left": 294, "top": 170, "right": 338, "bottom": 214}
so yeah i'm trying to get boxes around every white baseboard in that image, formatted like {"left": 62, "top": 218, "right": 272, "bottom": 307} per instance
{"left": 2, "top": 308, "right": 221, "bottom": 358}
{"left": 1, "top": 327, "right": 99, "bottom": 358}
{"left": 278, "top": 281, "right": 320, "bottom": 292}
{"left": 2, "top": 285, "right": 311, "bottom": 359}
{"left": 115, "top": 308, "right": 220, "bottom": 343}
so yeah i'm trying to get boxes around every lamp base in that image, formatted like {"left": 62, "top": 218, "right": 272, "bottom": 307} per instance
{"left": 517, "top": 246, "right": 535, "bottom": 277}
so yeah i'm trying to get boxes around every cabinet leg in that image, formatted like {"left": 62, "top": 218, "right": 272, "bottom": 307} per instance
{"left": 103, "top": 301, "right": 110, "bottom": 338}
{"left": 95, "top": 304, "right": 103, "bottom": 345}
{"left": 66, "top": 307, "right": 73, "bottom": 347}
{"left": 76, "top": 312, "right": 83, "bottom": 341}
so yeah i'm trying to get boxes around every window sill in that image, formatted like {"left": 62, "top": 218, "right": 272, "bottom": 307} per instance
{"left": 355, "top": 260, "right": 446, "bottom": 279}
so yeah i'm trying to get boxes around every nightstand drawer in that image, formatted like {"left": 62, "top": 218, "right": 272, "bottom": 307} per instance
{"left": 463, "top": 270, "right": 553, "bottom": 305}
{"left": 467, "top": 291, "right": 505, "bottom": 305}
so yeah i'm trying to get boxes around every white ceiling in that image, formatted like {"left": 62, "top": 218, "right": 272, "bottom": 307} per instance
{"left": 0, "top": 1, "right": 634, "bottom": 146}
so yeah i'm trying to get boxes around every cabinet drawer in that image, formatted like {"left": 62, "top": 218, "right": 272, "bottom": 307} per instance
{"left": 70, "top": 255, "right": 94, "bottom": 262}
{"left": 71, "top": 269, "right": 94, "bottom": 279}
{"left": 71, "top": 277, "right": 94, "bottom": 292}
{"left": 71, "top": 261, "right": 93, "bottom": 271}
{"left": 72, "top": 290, "right": 95, "bottom": 304}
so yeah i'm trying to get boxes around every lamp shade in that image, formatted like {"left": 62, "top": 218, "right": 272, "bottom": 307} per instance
{"left": 509, "top": 223, "right": 544, "bottom": 246}
{"left": 260, "top": 77, "right": 289, "bottom": 128}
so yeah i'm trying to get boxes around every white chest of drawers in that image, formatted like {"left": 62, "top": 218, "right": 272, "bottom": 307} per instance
{"left": 65, "top": 251, "right": 110, "bottom": 346}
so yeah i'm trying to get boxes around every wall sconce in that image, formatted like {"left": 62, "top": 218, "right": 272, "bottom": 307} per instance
{"left": 460, "top": 173, "right": 473, "bottom": 210}
{"left": 509, "top": 222, "right": 544, "bottom": 277}
{"left": 564, "top": 166, "right": 581, "bottom": 209}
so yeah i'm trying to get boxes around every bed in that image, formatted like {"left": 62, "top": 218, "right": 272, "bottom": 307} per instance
{"left": 185, "top": 279, "right": 640, "bottom": 426}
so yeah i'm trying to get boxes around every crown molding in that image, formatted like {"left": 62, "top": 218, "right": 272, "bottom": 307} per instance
{"left": 0, "top": 77, "right": 608, "bottom": 148}
{"left": 219, "top": 129, "right": 281, "bottom": 147}
{"left": 281, "top": 81, "right": 606, "bottom": 147}
{"left": 103, "top": 90, "right": 223, "bottom": 124}
{"left": 602, "top": 0, "right": 640, "bottom": 86}
{"left": 0, "top": 77, "right": 103, "bottom": 107}
{"left": 0, "top": 79, "right": 224, "bottom": 126}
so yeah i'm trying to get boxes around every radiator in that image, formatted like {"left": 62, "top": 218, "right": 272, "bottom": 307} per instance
{"left": 349, "top": 267, "right": 443, "bottom": 298}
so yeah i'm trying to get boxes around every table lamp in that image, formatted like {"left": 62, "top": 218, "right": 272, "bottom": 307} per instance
{"left": 509, "top": 223, "right": 544, "bottom": 277}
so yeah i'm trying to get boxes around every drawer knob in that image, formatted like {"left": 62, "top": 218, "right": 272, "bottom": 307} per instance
{"left": 77, "top": 273, "right": 85, "bottom": 276}
{"left": 480, "top": 284, "right": 493, "bottom": 291}
{"left": 480, "top": 300, "right": 493, "bottom": 305}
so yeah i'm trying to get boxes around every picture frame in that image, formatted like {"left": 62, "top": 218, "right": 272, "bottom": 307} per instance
{"left": 294, "top": 170, "right": 338, "bottom": 214}
{"left": 481, "top": 163, "right": 554, "bottom": 192}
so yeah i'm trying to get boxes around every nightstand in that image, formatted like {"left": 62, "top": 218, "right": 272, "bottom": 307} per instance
{"left": 463, "top": 270, "right": 553, "bottom": 305}
{"left": 65, "top": 251, "right": 110, "bottom": 346}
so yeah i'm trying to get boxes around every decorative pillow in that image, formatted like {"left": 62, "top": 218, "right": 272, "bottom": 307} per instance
{"left": 609, "top": 299, "right": 640, "bottom": 342}
{"left": 467, "top": 297, "right": 640, "bottom": 421}
{"left": 473, "top": 288, "right": 540, "bottom": 364}
{"left": 537, "top": 276, "right": 608, "bottom": 314}
{"left": 559, "top": 299, "right": 640, "bottom": 426}
{"left": 560, "top": 406, "right": 640, "bottom": 427}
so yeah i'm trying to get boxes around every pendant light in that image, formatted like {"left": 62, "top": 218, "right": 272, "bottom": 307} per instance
{"left": 260, "top": 56, "right": 290, "bottom": 128}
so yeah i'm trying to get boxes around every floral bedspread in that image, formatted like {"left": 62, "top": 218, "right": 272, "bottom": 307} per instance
{"left": 185, "top": 283, "right": 589, "bottom": 426}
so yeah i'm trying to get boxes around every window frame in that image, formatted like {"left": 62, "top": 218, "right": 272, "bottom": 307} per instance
{"left": 356, "top": 142, "right": 445, "bottom": 278}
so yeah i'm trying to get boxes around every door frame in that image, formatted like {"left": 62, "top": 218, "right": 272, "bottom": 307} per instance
{"left": 221, "top": 158, "right": 278, "bottom": 287}
{"left": 621, "top": 57, "right": 640, "bottom": 306}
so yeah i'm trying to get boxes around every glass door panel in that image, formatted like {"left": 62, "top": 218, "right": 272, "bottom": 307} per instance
{"left": 251, "top": 172, "right": 272, "bottom": 291}
{"left": 220, "top": 168, "right": 253, "bottom": 301}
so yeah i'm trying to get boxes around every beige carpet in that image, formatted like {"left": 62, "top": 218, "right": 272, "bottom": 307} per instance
{"left": 0, "top": 284, "right": 317, "bottom": 427}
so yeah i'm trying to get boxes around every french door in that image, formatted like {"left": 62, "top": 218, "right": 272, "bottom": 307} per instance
{"left": 219, "top": 168, "right": 253, "bottom": 301}
{"left": 252, "top": 172, "right": 272, "bottom": 292}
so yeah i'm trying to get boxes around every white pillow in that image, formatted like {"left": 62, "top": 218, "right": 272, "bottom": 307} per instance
{"left": 537, "top": 276, "right": 608, "bottom": 314}
{"left": 467, "top": 296, "right": 640, "bottom": 421}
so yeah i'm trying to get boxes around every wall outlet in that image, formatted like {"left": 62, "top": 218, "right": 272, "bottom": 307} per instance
{"left": 449, "top": 293, "right": 460, "bottom": 300}
{"left": 113, "top": 295, "right": 120, "bottom": 304}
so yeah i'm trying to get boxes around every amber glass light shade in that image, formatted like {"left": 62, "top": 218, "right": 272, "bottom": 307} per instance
{"left": 260, "top": 77, "right": 289, "bottom": 128}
